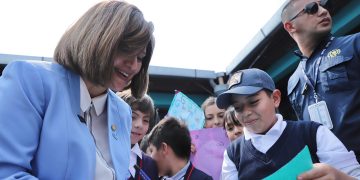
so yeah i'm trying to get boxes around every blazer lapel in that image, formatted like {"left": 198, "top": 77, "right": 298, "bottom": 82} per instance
{"left": 107, "top": 91, "right": 132, "bottom": 179}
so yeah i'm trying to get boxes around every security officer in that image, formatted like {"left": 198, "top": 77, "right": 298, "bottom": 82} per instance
{"left": 281, "top": 0, "right": 360, "bottom": 162}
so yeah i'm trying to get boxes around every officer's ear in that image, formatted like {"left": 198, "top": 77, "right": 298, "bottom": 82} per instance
{"left": 283, "top": 21, "right": 296, "bottom": 34}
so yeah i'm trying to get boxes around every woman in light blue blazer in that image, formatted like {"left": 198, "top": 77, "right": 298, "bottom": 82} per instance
{"left": 0, "top": 1, "right": 155, "bottom": 179}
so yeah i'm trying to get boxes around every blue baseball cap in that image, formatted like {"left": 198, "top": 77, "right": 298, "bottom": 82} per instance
{"left": 216, "top": 68, "right": 275, "bottom": 109}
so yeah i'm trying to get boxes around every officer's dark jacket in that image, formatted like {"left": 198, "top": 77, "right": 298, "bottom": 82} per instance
{"left": 287, "top": 33, "right": 360, "bottom": 162}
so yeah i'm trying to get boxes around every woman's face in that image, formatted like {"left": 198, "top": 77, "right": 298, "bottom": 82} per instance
{"left": 204, "top": 104, "right": 225, "bottom": 128}
{"left": 109, "top": 48, "right": 146, "bottom": 92}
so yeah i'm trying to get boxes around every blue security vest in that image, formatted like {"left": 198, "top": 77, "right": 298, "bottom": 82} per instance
{"left": 226, "top": 121, "right": 320, "bottom": 179}
{"left": 287, "top": 33, "right": 360, "bottom": 162}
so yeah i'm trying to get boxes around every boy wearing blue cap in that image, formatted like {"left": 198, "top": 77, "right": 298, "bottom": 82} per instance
{"left": 217, "top": 68, "right": 360, "bottom": 180}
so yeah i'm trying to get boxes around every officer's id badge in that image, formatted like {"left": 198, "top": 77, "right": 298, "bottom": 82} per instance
{"left": 228, "top": 71, "right": 242, "bottom": 89}
{"left": 308, "top": 101, "right": 333, "bottom": 129}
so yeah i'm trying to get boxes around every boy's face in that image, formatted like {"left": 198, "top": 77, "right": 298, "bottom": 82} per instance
{"left": 225, "top": 122, "right": 243, "bottom": 142}
{"left": 131, "top": 110, "right": 150, "bottom": 145}
{"left": 231, "top": 90, "right": 281, "bottom": 134}
{"left": 148, "top": 143, "right": 170, "bottom": 177}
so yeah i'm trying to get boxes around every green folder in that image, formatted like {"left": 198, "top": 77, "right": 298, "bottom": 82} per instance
{"left": 264, "top": 145, "right": 313, "bottom": 180}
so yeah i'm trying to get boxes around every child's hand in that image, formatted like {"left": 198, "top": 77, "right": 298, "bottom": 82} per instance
{"left": 191, "top": 143, "right": 196, "bottom": 154}
{"left": 297, "top": 163, "right": 356, "bottom": 180}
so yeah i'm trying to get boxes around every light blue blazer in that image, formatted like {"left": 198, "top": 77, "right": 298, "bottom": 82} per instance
{"left": 0, "top": 61, "right": 132, "bottom": 179}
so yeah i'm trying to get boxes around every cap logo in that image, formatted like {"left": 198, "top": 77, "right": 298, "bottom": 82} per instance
{"left": 228, "top": 71, "right": 242, "bottom": 89}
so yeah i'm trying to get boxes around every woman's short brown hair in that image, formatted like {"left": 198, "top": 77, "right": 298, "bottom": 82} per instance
{"left": 54, "top": 1, "right": 154, "bottom": 98}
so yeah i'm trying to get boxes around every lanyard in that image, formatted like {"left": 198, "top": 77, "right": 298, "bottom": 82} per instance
{"left": 128, "top": 156, "right": 145, "bottom": 180}
{"left": 300, "top": 36, "right": 334, "bottom": 102}
{"left": 184, "top": 164, "right": 194, "bottom": 180}
{"left": 137, "top": 157, "right": 142, "bottom": 180}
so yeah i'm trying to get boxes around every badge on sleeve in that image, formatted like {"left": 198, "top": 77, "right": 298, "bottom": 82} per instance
{"left": 307, "top": 101, "right": 333, "bottom": 129}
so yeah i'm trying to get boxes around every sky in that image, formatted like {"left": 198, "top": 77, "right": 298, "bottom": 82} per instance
{"left": 0, "top": 0, "right": 286, "bottom": 72}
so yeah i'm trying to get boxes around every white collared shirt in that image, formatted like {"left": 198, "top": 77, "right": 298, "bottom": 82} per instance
{"left": 243, "top": 114, "right": 286, "bottom": 154}
{"left": 221, "top": 114, "right": 360, "bottom": 180}
{"left": 80, "top": 77, "right": 115, "bottom": 180}
{"left": 129, "top": 143, "right": 143, "bottom": 178}
{"left": 162, "top": 161, "right": 190, "bottom": 180}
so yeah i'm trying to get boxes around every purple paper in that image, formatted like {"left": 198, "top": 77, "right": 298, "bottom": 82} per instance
{"left": 190, "top": 127, "right": 230, "bottom": 180}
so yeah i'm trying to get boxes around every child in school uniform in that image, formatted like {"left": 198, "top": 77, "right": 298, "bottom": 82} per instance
{"left": 223, "top": 107, "right": 243, "bottom": 142}
{"left": 147, "top": 117, "right": 213, "bottom": 180}
{"left": 118, "top": 90, "right": 158, "bottom": 180}
{"left": 216, "top": 68, "right": 360, "bottom": 180}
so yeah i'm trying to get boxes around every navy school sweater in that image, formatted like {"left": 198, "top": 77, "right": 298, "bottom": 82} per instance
{"left": 227, "top": 120, "right": 320, "bottom": 179}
